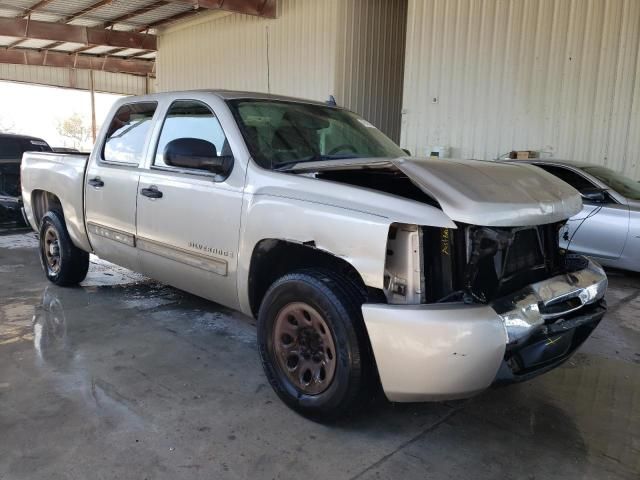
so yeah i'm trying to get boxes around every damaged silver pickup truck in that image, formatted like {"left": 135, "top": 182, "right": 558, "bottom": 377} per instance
{"left": 21, "top": 91, "right": 607, "bottom": 418}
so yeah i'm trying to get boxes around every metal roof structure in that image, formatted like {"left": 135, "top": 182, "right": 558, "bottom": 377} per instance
{"left": 0, "top": 1, "right": 276, "bottom": 77}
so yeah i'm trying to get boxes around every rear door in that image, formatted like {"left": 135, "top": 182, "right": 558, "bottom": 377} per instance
{"left": 536, "top": 164, "right": 629, "bottom": 259}
{"left": 84, "top": 101, "right": 158, "bottom": 271}
{"left": 135, "top": 99, "right": 244, "bottom": 309}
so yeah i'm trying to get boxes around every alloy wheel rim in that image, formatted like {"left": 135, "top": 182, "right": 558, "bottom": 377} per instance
{"left": 273, "top": 302, "right": 337, "bottom": 395}
{"left": 43, "top": 226, "right": 61, "bottom": 274}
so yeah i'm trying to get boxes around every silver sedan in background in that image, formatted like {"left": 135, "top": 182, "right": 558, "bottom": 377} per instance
{"left": 515, "top": 160, "right": 640, "bottom": 272}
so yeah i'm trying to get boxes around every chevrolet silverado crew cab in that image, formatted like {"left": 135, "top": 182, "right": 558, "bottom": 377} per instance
{"left": 21, "top": 91, "right": 607, "bottom": 418}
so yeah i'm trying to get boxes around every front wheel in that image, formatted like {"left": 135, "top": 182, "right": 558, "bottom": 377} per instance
{"left": 39, "top": 211, "right": 89, "bottom": 286}
{"left": 257, "top": 269, "right": 373, "bottom": 420}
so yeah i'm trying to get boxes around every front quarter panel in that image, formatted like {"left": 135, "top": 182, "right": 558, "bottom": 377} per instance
{"left": 236, "top": 162, "right": 456, "bottom": 315}
{"left": 237, "top": 193, "right": 392, "bottom": 316}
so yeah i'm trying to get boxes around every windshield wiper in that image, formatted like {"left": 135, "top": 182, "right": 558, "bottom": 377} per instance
{"left": 273, "top": 154, "right": 362, "bottom": 171}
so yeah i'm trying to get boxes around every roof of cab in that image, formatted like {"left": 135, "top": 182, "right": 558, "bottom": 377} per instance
{"left": 116, "top": 89, "right": 333, "bottom": 107}
{"left": 211, "top": 90, "right": 329, "bottom": 105}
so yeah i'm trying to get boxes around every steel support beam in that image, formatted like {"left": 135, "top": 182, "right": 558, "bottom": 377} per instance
{"left": 59, "top": 0, "right": 115, "bottom": 23}
{"left": 136, "top": 10, "right": 200, "bottom": 32}
{"left": 134, "top": 0, "right": 277, "bottom": 32}
{"left": 22, "top": 0, "right": 56, "bottom": 15}
{"left": 0, "top": 17, "right": 157, "bottom": 50}
{"left": 103, "top": 1, "right": 171, "bottom": 28}
{"left": 172, "top": 0, "right": 276, "bottom": 18}
{"left": 0, "top": 48, "right": 155, "bottom": 76}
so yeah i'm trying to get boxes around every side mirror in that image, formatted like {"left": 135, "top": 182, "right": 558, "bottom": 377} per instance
{"left": 164, "top": 138, "right": 233, "bottom": 177}
{"left": 402, "top": 148, "right": 412, "bottom": 156}
{"left": 580, "top": 187, "right": 607, "bottom": 203}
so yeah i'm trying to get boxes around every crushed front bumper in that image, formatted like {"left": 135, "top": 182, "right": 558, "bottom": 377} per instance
{"left": 361, "top": 256, "right": 607, "bottom": 402}
{"left": 493, "top": 301, "right": 605, "bottom": 384}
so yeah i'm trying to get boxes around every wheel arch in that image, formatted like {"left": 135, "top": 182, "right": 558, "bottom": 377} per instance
{"left": 236, "top": 194, "right": 396, "bottom": 317}
{"left": 247, "top": 238, "right": 382, "bottom": 317}
{"left": 31, "top": 190, "right": 64, "bottom": 227}
{"left": 28, "top": 189, "right": 91, "bottom": 252}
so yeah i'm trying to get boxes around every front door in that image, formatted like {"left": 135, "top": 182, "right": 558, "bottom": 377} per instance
{"left": 135, "top": 100, "right": 243, "bottom": 309}
{"left": 536, "top": 163, "right": 630, "bottom": 259}
{"left": 562, "top": 200, "right": 629, "bottom": 259}
{"left": 85, "top": 102, "right": 158, "bottom": 271}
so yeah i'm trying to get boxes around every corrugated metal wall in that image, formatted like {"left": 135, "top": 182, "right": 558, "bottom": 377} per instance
{"left": 335, "top": 0, "right": 408, "bottom": 141}
{"left": 0, "top": 64, "right": 152, "bottom": 95}
{"left": 157, "top": 1, "right": 338, "bottom": 101}
{"left": 267, "top": 0, "right": 338, "bottom": 101}
{"left": 157, "top": 0, "right": 407, "bottom": 140}
{"left": 401, "top": 0, "right": 640, "bottom": 178}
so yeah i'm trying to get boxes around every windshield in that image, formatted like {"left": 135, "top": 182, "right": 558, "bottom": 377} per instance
{"left": 227, "top": 99, "right": 405, "bottom": 169}
{"left": 583, "top": 166, "right": 640, "bottom": 200}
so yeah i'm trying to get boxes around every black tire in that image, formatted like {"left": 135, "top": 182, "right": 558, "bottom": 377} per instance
{"left": 257, "top": 268, "right": 373, "bottom": 420}
{"left": 38, "top": 210, "right": 89, "bottom": 286}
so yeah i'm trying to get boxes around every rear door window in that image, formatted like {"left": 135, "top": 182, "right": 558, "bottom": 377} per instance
{"left": 103, "top": 102, "right": 157, "bottom": 165}
{"left": 536, "top": 165, "right": 596, "bottom": 192}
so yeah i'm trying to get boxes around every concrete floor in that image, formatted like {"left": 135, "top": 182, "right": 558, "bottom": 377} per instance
{"left": 0, "top": 232, "right": 638, "bottom": 480}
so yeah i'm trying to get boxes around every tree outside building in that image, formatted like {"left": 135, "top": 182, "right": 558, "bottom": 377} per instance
{"left": 56, "top": 113, "right": 94, "bottom": 150}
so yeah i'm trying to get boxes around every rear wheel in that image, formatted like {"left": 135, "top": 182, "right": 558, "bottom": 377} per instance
{"left": 258, "top": 269, "right": 372, "bottom": 420}
{"left": 39, "top": 211, "right": 89, "bottom": 286}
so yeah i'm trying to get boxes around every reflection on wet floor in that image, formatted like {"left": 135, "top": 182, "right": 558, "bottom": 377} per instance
{"left": 0, "top": 234, "right": 639, "bottom": 480}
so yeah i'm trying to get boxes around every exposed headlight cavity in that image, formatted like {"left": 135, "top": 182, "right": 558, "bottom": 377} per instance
{"left": 383, "top": 224, "right": 425, "bottom": 304}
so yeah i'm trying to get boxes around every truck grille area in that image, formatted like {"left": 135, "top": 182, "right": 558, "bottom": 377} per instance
{"left": 422, "top": 222, "right": 564, "bottom": 303}
{"left": 502, "top": 228, "right": 545, "bottom": 277}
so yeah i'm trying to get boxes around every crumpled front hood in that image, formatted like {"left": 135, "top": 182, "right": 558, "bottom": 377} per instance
{"left": 286, "top": 156, "right": 582, "bottom": 227}
{"left": 392, "top": 157, "right": 582, "bottom": 226}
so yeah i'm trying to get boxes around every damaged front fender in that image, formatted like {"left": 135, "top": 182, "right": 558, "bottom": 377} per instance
{"left": 237, "top": 162, "right": 455, "bottom": 316}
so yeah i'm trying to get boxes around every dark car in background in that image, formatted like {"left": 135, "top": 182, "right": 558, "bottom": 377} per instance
{"left": 0, "top": 133, "right": 52, "bottom": 227}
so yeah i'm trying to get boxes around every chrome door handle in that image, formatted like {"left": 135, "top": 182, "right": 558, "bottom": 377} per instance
{"left": 140, "top": 187, "right": 163, "bottom": 199}
{"left": 88, "top": 178, "right": 104, "bottom": 188}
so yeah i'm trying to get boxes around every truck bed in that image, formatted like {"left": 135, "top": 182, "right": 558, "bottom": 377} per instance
{"left": 21, "top": 152, "right": 91, "bottom": 252}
